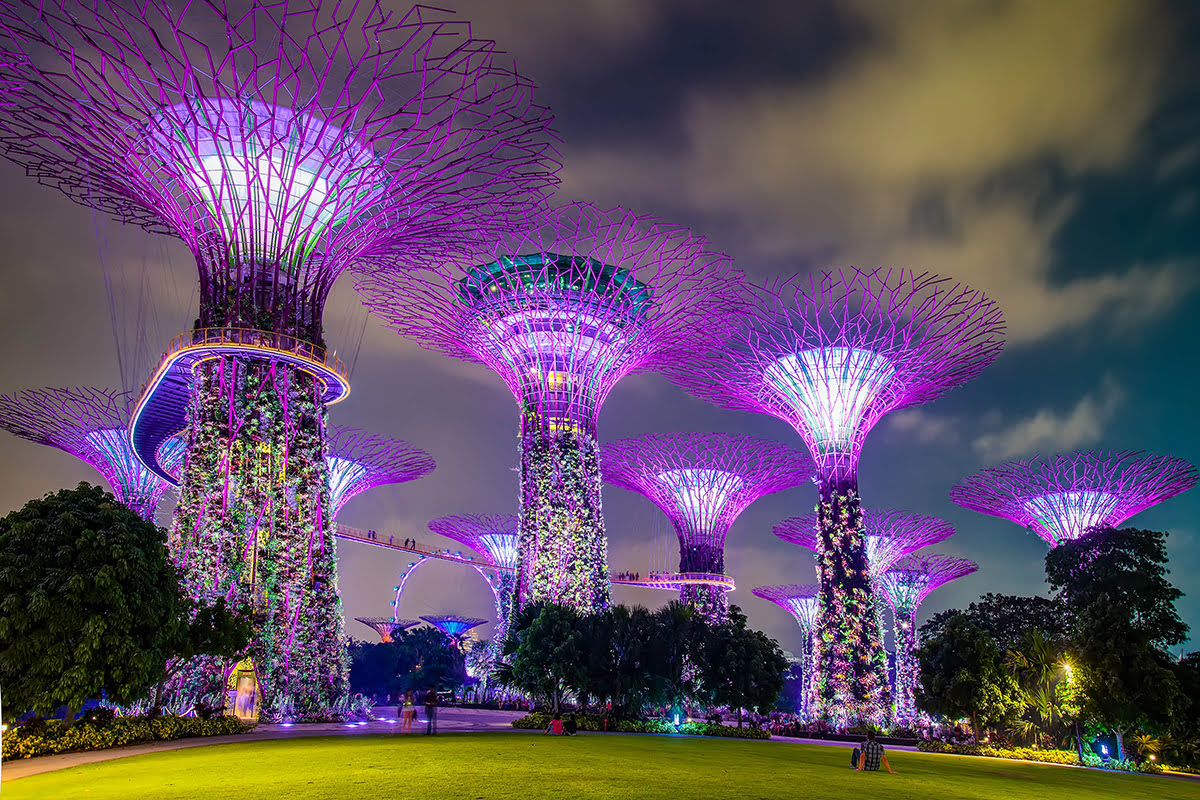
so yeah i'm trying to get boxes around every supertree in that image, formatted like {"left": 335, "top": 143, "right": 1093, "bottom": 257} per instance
{"left": 358, "top": 203, "right": 744, "bottom": 613}
{"left": 326, "top": 426, "right": 436, "bottom": 518}
{"left": 665, "top": 268, "right": 1004, "bottom": 725}
{"left": 420, "top": 615, "right": 489, "bottom": 650}
{"left": 950, "top": 451, "right": 1198, "bottom": 547}
{"left": 428, "top": 514, "right": 519, "bottom": 642}
{"left": 774, "top": 511, "right": 956, "bottom": 577}
{"left": 753, "top": 584, "right": 820, "bottom": 719}
{"left": 0, "top": 387, "right": 184, "bottom": 522}
{"left": 0, "top": 0, "right": 557, "bottom": 718}
{"left": 354, "top": 617, "right": 419, "bottom": 644}
{"left": 601, "top": 432, "right": 813, "bottom": 621}
{"left": 878, "top": 553, "right": 977, "bottom": 723}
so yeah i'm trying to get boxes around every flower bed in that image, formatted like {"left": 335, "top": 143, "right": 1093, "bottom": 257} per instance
{"left": 511, "top": 713, "right": 769, "bottom": 739}
{"left": 2, "top": 714, "right": 252, "bottom": 761}
{"left": 917, "top": 740, "right": 1080, "bottom": 765}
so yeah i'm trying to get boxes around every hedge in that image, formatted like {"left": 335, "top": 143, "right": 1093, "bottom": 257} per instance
{"left": 511, "top": 713, "right": 769, "bottom": 740}
{"left": 2, "top": 714, "right": 252, "bottom": 761}
{"left": 917, "top": 740, "right": 1080, "bottom": 765}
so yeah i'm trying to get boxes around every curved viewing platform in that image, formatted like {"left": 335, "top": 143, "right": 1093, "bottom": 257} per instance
{"left": 129, "top": 327, "right": 351, "bottom": 484}
{"left": 334, "top": 524, "right": 509, "bottom": 570}
{"left": 610, "top": 572, "right": 737, "bottom": 591}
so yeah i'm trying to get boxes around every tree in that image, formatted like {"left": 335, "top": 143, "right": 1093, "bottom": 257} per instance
{"left": 696, "top": 606, "right": 786, "bottom": 727}
{"left": 399, "top": 626, "right": 466, "bottom": 692}
{"left": 915, "top": 615, "right": 1020, "bottom": 741}
{"left": 0, "top": 484, "right": 191, "bottom": 719}
{"left": 500, "top": 603, "right": 587, "bottom": 713}
{"left": 921, "top": 593, "right": 1069, "bottom": 653}
{"left": 644, "top": 602, "right": 703, "bottom": 711}
{"left": 1046, "top": 527, "right": 1189, "bottom": 759}
{"left": 154, "top": 596, "right": 251, "bottom": 709}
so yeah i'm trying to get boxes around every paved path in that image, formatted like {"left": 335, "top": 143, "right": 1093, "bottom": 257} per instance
{"left": 1, "top": 707, "right": 524, "bottom": 782}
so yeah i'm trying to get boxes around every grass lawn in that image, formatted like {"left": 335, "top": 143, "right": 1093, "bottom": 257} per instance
{"left": 5, "top": 732, "right": 1191, "bottom": 800}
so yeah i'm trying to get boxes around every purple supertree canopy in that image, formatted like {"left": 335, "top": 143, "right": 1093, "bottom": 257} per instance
{"left": 0, "top": 1, "right": 560, "bottom": 337}
{"left": 421, "top": 615, "right": 489, "bottom": 638}
{"left": 664, "top": 269, "right": 1004, "bottom": 480}
{"left": 774, "top": 510, "right": 956, "bottom": 576}
{"left": 357, "top": 203, "right": 744, "bottom": 433}
{"left": 878, "top": 553, "right": 978, "bottom": 619}
{"left": 602, "top": 433, "right": 814, "bottom": 551}
{"left": 753, "top": 584, "right": 821, "bottom": 631}
{"left": 326, "top": 426, "right": 435, "bottom": 518}
{"left": 0, "top": 387, "right": 184, "bottom": 521}
{"left": 950, "top": 450, "right": 1198, "bottom": 548}
{"left": 428, "top": 513, "right": 519, "bottom": 571}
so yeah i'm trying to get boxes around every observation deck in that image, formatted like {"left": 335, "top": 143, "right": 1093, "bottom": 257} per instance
{"left": 610, "top": 572, "right": 736, "bottom": 591}
{"left": 129, "top": 327, "right": 350, "bottom": 483}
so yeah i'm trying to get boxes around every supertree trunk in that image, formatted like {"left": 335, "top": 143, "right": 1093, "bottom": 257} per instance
{"left": 812, "top": 475, "right": 892, "bottom": 726}
{"left": 489, "top": 570, "right": 519, "bottom": 644}
{"left": 169, "top": 352, "right": 348, "bottom": 720}
{"left": 677, "top": 540, "right": 729, "bottom": 623}
{"left": 516, "top": 407, "right": 610, "bottom": 612}
{"left": 893, "top": 613, "right": 918, "bottom": 724}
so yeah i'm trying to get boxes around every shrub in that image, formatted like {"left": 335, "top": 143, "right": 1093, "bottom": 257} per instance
{"left": 917, "top": 740, "right": 1080, "bottom": 765}
{"left": 2, "top": 714, "right": 252, "bottom": 761}
{"left": 510, "top": 713, "right": 769, "bottom": 739}
{"left": 1081, "top": 753, "right": 1163, "bottom": 774}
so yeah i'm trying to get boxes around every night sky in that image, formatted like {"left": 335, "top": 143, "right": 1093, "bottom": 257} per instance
{"left": 1, "top": 0, "right": 1198, "bottom": 655}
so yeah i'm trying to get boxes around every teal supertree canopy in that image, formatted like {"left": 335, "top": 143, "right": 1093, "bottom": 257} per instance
{"left": 357, "top": 203, "right": 745, "bottom": 614}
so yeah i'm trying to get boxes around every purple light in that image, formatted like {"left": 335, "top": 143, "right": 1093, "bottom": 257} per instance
{"left": 601, "top": 432, "right": 813, "bottom": 621}
{"left": 326, "top": 426, "right": 435, "bottom": 518}
{"left": 359, "top": 204, "right": 745, "bottom": 613}
{"left": 428, "top": 514, "right": 520, "bottom": 571}
{"left": 420, "top": 615, "right": 489, "bottom": 648}
{"left": 753, "top": 584, "right": 820, "bottom": 719}
{"left": 774, "top": 510, "right": 956, "bottom": 576}
{"left": 950, "top": 451, "right": 1197, "bottom": 547}
{"left": 354, "top": 617, "right": 420, "bottom": 644}
{"left": 0, "top": 387, "right": 179, "bottom": 522}
{"left": 664, "top": 268, "right": 1004, "bottom": 726}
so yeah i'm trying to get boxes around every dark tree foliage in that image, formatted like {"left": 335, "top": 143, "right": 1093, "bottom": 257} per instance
{"left": 1168, "top": 652, "right": 1200, "bottom": 766}
{"left": 1046, "top": 527, "right": 1188, "bottom": 649}
{"left": 0, "top": 484, "right": 220, "bottom": 718}
{"left": 921, "top": 593, "right": 1069, "bottom": 653}
{"left": 915, "top": 614, "right": 1020, "bottom": 741}
{"left": 499, "top": 602, "right": 588, "bottom": 714}
{"left": 348, "top": 627, "right": 466, "bottom": 700}
{"left": 696, "top": 606, "right": 787, "bottom": 727}
{"left": 155, "top": 596, "right": 251, "bottom": 708}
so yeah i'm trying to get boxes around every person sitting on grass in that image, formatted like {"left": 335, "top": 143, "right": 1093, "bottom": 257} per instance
{"left": 853, "top": 729, "right": 897, "bottom": 773}
{"left": 545, "top": 713, "right": 564, "bottom": 735}
{"left": 564, "top": 713, "right": 578, "bottom": 736}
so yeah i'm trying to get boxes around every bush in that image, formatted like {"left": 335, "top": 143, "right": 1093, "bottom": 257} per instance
{"left": 510, "top": 713, "right": 769, "bottom": 739}
{"left": 1081, "top": 752, "right": 1163, "bottom": 774}
{"left": 917, "top": 740, "right": 1080, "bottom": 765}
{"left": 2, "top": 714, "right": 252, "bottom": 760}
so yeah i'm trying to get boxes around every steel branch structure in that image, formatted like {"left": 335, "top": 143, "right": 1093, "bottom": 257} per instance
{"left": 354, "top": 617, "right": 419, "bottom": 644}
{"left": 753, "top": 584, "right": 820, "bottom": 718}
{"left": 359, "top": 203, "right": 744, "bottom": 613}
{"left": 878, "top": 554, "right": 977, "bottom": 723}
{"left": 0, "top": 387, "right": 183, "bottom": 522}
{"left": 0, "top": 0, "right": 557, "bottom": 721}
{"left": 326, "top": 426, "right": 435, "bottom": 518}
{"left": 601, "top": 432, "right": 813, "bottom": 621}
{"left": 950, "top": 450, "right": 1197, "bottom": 548}
{"left": 428, "top": 514, "right": 519, "bottom": 641}
{"left": 665, "top": 268, "right": 1004, "bottom": 726}
{"left": 420, "top": 615, "right": 489, "bottom": 650}
{"left": 774, "top": 510, "right": 955, "bottom": 577}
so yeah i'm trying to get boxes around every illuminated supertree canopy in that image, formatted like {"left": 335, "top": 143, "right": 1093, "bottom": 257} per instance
{"left": 601, "top": 432, "right": 813, "bottom": 622}
{"left": 950, "top": 450, "right": 1198, "bottom": 548}
{"left": 878, "top": 553, "right": 977, "bottom": 723}
{"left": 665, "top": 268, "right": 1004, "bottom": 726}
{"left": 354, "top": 617, "right": 419, "bottom": 644}
{"left": 0, "top": 387, "right": 183, "bottom": 522}
{"left": 753, "top": 584, "right": 820, "bottom": 719}
{"left": 358, "top": 203, "right": 744, "bottom": 613}
{"left": 421, "top": 615, "right": 489, "bottom": 648}
{"left": 0, "top": 0, "right": 557, "bottom": 722}
{"left": 0, "top": 0, "right": 557, "bottom": 721}
{"left": 428, "top": 513, "right": 519, "bottom": 641}
{"left": 326, "top": 426, "right": 435, "bottom": 518}
{"left": 774, "top": 510, "right": 955, "bottom": 577}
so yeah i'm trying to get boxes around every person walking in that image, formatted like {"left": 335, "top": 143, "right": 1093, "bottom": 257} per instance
{"left": 424, "top": 687, "right": 439, "bottom": 735}
{"left": 400, "top": 690, "right": 415, "bottom": 734}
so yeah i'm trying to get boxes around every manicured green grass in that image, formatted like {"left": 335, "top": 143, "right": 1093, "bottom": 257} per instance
{"left": 6, "top": 732, "right": 1192, "bottom": 800}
